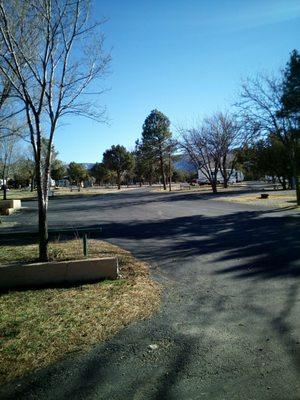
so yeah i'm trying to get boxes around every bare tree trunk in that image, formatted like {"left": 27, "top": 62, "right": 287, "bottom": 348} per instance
{"left": 2, "top": 169, "right": 7, "bottom": 200}
{"left": 223, "top": 167, "right": 228, "bottom": 188}
{"left": 211, "top": 180, "right": 218, "bottom": 194}
{"left": 168, "top": 152, "right": 172, "bottom": 192}
{"left": 211, "top": 166, "right": 219, "bottom": 194}
{"left": 159, "top": 152, "right": 166, "bottom": 190}
{"left": 221, "top": 157, "right": 228, "bottom": 188}
{"left": 296, "top": 176, "right": 300, "bottom": 205}
{"left": 290, "top": 175, "right": 296, "bottom": 189}
{"left": 36, "top": 168, "right": 49, "bottom": 261}
{"left": 2, "top": 161, "right": 7, "bottom": 200}
{"left": 3, "top": 183, "right": 7, "bottom": 200}
{"left": 291, "top": 157, "right": 300, "bottom": 204}
{"left": 38, "top": 195, "right": 49, "bottom": 261}
{"left": 117, "top": 172, "right": 121, "bottom": 190}
{"left": 292, "top": 149, "right": 300, "bottom": 204}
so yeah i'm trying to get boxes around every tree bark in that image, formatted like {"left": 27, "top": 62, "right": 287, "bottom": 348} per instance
{"left": 211, "top": 180, "right": 218, "bottom": 194}
{"left": 2, "top": 170, "right": 7, "bottom": 200}
{"left": 38, "top": 195, "right": 49, "bottom": 261}
{"left": 296, "top": 176, "right": 300, "bottom": 205}
{"left": 221, "top": 157, "right": 228, "bottom": 188}
{"left": 117, "top": 172, "right": 121, "bottom": 190}
{"left": 36, "top": 168, "right": 49, "bottom": 261}
{"left": 35, "top": 145, "right": 50, "bottom": 261}
{"left": 159, "top": 151, "right": 166, "bottom": 190}
{"left": 2, "top": 165, "right": 7, "bottom": 200}
{"left": 291, "top": 156, "right": 300, "bottom": 205}
{"left": 3, "top": 183, "right": 7, "bottom": 200}
{"left": 168, "top": 152, "right": 172, "bottom": 191}
{"left": 223, "top": 174, "right": 228, "bottom": 189}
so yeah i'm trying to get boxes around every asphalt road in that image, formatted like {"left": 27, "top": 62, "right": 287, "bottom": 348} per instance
{"left": 1, "top": 188, "right": 300, "bottom": 400}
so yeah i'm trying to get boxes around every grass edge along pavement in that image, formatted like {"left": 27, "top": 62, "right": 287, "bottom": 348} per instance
{"left": 1, "top": 187, "right": 139, "bottom": 201}
{"left": 215, "top": 191, "right": 299, "bottom": 210}
{"left": 0, "top": 239, "right": 161, "bottom": 384}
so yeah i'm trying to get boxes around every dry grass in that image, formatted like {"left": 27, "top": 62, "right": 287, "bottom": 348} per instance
{"left": 0, "top": 220, "right": 17, "bottom": 229}
{"left": 216, "top": 192, "right": 299, "bottom": 209}
{"left": 0, "top": 239, "right": 161, "bottom": 384}
{"left": 3, "top": 187, "right": 137, "bottom": 201}
{"left": 151, "top": 184, "right": 213, "bottom": 193}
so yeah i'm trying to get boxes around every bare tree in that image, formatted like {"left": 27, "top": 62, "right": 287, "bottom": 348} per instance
{"left": 0, "top": 0, "right": 110, "bottom": 260}
{"left": 236, "top": 73, "right": 299, "bottom": 200}
{"left": 0, "top": 127, "right": 20, "bottom": 199}
{"left": 179, "top": 112, "right": 250, "bottom": 193}
{"left": 180, "top": 124, "right": 220, "bottom": 193}
{"left": 203, "top": 112, "right": 247, "bottom": 188}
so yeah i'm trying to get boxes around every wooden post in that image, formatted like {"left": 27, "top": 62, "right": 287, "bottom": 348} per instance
{"left": 83, "top": 234, "right": 88, "bottom": 257}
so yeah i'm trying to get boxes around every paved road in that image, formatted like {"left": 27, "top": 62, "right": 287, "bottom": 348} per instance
{"left": 1, "top": 189, "right": 300, "bottom": 400}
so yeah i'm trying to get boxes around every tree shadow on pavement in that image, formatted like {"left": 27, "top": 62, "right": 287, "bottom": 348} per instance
{"left": 95, "top": 208, "right": 300, "bottom": 280}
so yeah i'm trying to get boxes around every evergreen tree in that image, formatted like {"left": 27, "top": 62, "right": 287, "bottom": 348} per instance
{"left": 90, "top": 162, "right": 110, "bottom": 185}
{"left": 51, "top": 160, "right": 66, "bottom": 182}
{"left": 134, "top": 139, "right": 158, "bottom": 186}
{"left": 281, "top": 50, "right": 300, "bottom": 116}
{"left": 67, "top": 162, "right": 89, "bottom": 186}
{"left": 141, "top": 110, "right": 172, "bottom": 190}
{"left": 280, "top": 49, "right": 300, "bottom": 203}
{"left": 102, "top": 145, "right": 134, "bottom": 189}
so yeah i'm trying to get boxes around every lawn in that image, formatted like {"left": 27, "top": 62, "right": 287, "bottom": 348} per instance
{"left": 0, "top": 239, "right": 160, "bottom": 384}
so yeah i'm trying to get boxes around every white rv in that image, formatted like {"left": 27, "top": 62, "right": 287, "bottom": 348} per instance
{"left": 197, "top": 169, "right": 244, "bottom": 184}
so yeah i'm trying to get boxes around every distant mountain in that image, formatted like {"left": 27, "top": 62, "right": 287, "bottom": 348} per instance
{"left": 80, "top": 163, "right": 95, "bottom": 171}
{"left": 174, "top": 158, "right": 196, "bottom": 173}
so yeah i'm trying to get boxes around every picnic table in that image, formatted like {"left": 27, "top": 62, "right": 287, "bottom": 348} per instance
{"left": 70, "top": 186, "right": 81, "bottom": 192}
{"left": 180, "top": 182, "right": 191, "bottom": 190}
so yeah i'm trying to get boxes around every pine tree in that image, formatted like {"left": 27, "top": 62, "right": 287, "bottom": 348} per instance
{"left": 281, "top": 50, "right": 300, "bottom": 204}
{"left": 141, "top": 110, "right": 172, "bottom": 190}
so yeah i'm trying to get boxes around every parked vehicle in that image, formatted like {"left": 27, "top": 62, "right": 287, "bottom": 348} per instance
{"left": 197, "top": 169, "right": 244, "bottom": 185}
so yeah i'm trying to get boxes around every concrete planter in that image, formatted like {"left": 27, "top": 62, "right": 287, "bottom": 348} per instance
{"left": 0, "top": 257, "right": 119, "bottom": 291}
{"left": 0, "top": 199, "right": 21, "bottom": 215}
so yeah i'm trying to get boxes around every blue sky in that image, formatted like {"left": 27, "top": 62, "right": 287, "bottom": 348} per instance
{"left": 54, "top": 0, "right": 300, "bottom": 163}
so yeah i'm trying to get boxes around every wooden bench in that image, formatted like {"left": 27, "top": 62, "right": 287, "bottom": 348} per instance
{"left": 70, "top": 186, "right": 80, "bottom": 192}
